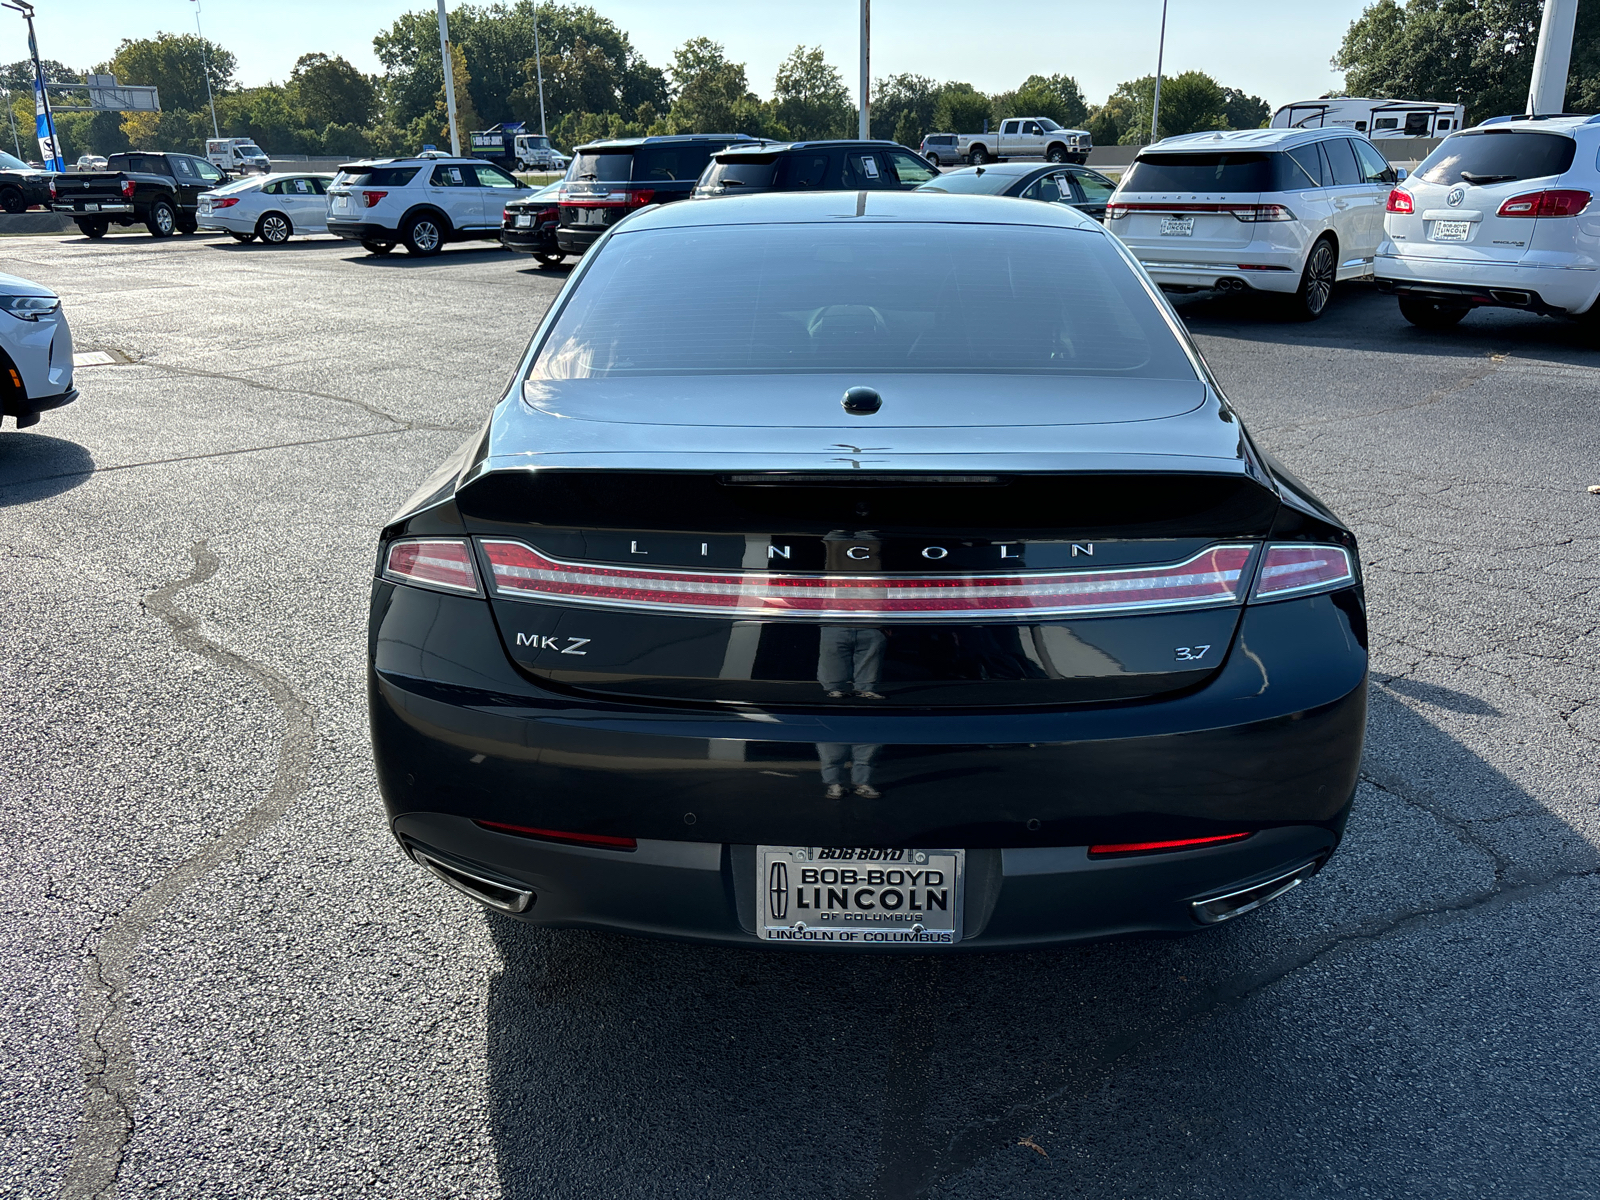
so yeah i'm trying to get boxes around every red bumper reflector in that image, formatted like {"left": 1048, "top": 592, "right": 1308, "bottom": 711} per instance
{"left": 1252, "top": 543, "right": 1355, "bottom": 600}
{"left": 1089, "top": 832, "right": 1251, "bottom": 857}
{"left": 480, "top": 541, "right": 1255, "bottom": 621}
{"left": 475, "top": 820, "right": 637, "bottom": 851}
{"left": 383, "top": 538, "right": 479, "bottom": 594}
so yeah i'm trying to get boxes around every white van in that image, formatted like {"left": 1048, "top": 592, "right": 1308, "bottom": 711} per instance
{"left": 205, "top": 138, "right": 271, "bottom": 176}
{"left": 1272, "top": 99, "right": 1465, "bottom": 140}
{"left": 513, "top": 134, "right": 564, "bottom": 171}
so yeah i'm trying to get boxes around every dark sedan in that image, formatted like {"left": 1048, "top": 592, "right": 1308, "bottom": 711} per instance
{"left": 501, "top": 180, "right": 565, "bottom": 267}
{"left": 369, "top": 192, "right": 1366, "bottom": 950}
{"left": 0, "top": 149, "right": 55, "bottom": 213}
{"left": 916, "top": 161, "right": 1118, "bottom": 220}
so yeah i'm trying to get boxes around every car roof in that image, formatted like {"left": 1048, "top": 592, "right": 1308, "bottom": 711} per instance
{"left": 930, "top": 162, "right": 1049, "bottom": 179}
{"left": 1470, "top": 114, "right": 1600, "bottom": 134}
{"left": 622, "top": 189, "right": 1105, "bottom": 233}
{"left": 712, "top": 139, "right": 918, "bottom": 158}
{"left": 574, "top": 134, "right": 756, "bottom": 152}
{"left": 335, "top": 157, "right": 479, "bottom": 170}
{"left": 1147, "top": 127, "right": 1373, "bottom": 153}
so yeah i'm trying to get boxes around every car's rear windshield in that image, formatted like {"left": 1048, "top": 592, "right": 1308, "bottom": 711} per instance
{"left": 700, "top": 157, "right": 778, "bottom": 189}
{"left": 334, "top": 165, "right": 420, "bottom": 187}
{"left": 530, "top": 223, "right": 1194, "bottom": 380}
{"left": 571, "top": 151, "right": 634, "bottom": 182}
{"left": 1415, "top": 131, "right": 1576, "bottom": 185}
{"left": 915, "top": 168, "right": 1028, "bottom": 195}
{"left": 1121, "top": 152, "right": 1288, "bottom": 192}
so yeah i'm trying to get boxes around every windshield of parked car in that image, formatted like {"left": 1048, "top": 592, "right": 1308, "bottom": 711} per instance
{"left": 530, "top": 222, "right": 1194, "bottom": 380}
{"left": 1036, "top": 118, "right": 1062, "bottom": 131}
{"left": 915, "top": 167, "right": 1029, "bottom": 195}
{"left": 238, "top": 143, "right": 265, "bottom": 157}
{"left": 0, "top": 150, "right": 29, "bottom": 171}
{"left": 1414, "top": 131, "right": 1576, "bottom": 185}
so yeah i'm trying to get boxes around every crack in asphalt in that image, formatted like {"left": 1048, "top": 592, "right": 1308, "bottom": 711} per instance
{"left": 1268, "top": 350, "right": 1507, "bottom": 435}
{"left": 60, "top": 542, "right": 314, "bottom": 1200}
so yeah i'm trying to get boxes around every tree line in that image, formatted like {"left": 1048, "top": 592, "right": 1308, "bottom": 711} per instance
{"left": 1, "top": 2, "right": 1276, "bottom": 163}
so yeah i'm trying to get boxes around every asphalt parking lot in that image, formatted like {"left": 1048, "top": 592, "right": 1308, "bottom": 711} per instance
{"left": 3, "top": 230, "right": 1599, "bottom": 1199}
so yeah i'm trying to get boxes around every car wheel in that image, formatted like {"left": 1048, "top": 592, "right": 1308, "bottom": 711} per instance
{"left": 147, "top": 199, "right": 176, "bottom": 238}
{"left": 257, "top": 212, "right": 292, "bottom": 245}
{"left": 1398, "top": 295, "right": 1470, "bottom": 329}
{"left": 969, "top": 146, "right": 989, "bottom": 165}
{"left": 361, "top": 239, "right": 396, "bottom": 256}
{"left": 535, "top": 252, "right": 566, "bottom": 268}
{"left": 177, "top": 216, "right": 198, "bottom": 235}
{"left": 77, "top": 218, "right": 108, "bottom": 239}
{"left": 230, "top": 231, "right": 256, "bottom": 243}
{"left": 1047, "top": 144, "right": 1068, "bottom": 164}
{"left": 402, "top": 214, "right": 444, "bottom": 256}
{"left": 0, "top": 186, "right": 25, "bottom": 214}
{"left": 1289, "top": 238, "right": 1336, "bottom": 320}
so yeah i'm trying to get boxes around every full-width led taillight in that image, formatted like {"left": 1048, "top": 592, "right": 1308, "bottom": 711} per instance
{"left": 1496, "top": 188, "right": 1591, "bottom": 218}
{"left": 1251, "top": 543, "right": 1355, "bottom": 601}
{"left": 1386, "top": 188, "right": 1414, "bottom": 214}
{"left": 1102, "top": 202, "right": 1291, "bottom": 221}
{"left": 626, "top": 188, "right": 656, "bottom": 207}
{"left": 1089, "top": 832, "right": 1252, "bottom": 857}
{"left": 383, "top": 538, "right": 479, "bottom": 594}
{"left": 480, "top": 541, "right": 1255, "bottom": 620}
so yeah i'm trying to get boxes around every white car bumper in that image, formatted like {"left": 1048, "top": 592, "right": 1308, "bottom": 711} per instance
{"left": 197, "top": 211, "right": 253, "bottom": 235}
{"left": 1123, "top": 249, "right": 1303, "bottom": 294}
{"left": 1375, "top": 244, "right": 1600, "bottom": 314}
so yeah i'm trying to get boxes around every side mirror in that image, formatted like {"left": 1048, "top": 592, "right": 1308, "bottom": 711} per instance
{"left": 1395, "top": 167, "right": 1408, "bottom": 182}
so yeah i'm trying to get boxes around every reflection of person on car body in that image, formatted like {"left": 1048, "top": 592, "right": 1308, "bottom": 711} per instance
{"left": 817, "top": 625, "right": 887, "bottom": 798}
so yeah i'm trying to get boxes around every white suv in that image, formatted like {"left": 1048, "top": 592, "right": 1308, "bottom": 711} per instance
{"left": 326, "top": 155, "right": 532, "bottom": 256}
{"left": 1376, "top": 115, "right": 1600, "bottom": 328}
{"left": 1107, "top": 128, "right": 1400, "bottom": 319}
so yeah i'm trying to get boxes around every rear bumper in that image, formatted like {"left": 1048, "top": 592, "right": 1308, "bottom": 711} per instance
{"left": 54, "top": 202, "right": 134, "bottom": 215}
{"left": 1374, "top": 247, "right": 1600, "bottom": 314}
{"left": 501, "top": 228, "right": 559, "bottom": 254}
{"left": 326, "top": 219, "right": 392, "bottom": 242}
{"left": 369, "top": 581, "right": 1368, "bottom": 947}
{"left": 396, "top": 815, "right": 1338, "bottom": 950}
{"left": 555, "top": 225, "right": 602, "bottom": 254}
{"left": 1123, "top": 245, "right": 1304, "bottom": 294}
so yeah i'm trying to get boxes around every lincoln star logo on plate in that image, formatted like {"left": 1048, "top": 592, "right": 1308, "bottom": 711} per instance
{"left": 1447, "top": 186, "right": 1466, "bottom": 207}
{"left": 768, "top": 861, "right": 788, "bottom": 919}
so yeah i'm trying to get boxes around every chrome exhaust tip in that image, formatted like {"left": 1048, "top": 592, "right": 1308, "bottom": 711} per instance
{"left": 410, "top": 846, "right": 535, "bottom": 913}
{"left": 1191, "top": 858, "right": 1321, "bottom": 925}
{"left": 1490, "top": 289, "right": 1533, "bottom": 307}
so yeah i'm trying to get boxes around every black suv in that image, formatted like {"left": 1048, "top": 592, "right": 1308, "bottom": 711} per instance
{"left": 557, "top": 134, "right": 756, "bottom": 255}
{"left": 692, "top": 140, "right": 940, "bottom": 199}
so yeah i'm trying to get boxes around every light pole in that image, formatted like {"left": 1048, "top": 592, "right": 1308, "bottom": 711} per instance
{"left": 189, "top": 0, "right": 219, "bottom": 139}
{"left": 2, "top": 1, "right": 62, "bottom": 169}
{"left": 858, "top": 0, "right": 870, "bottom": 139}
{"left": 436, "top": 0, "right": 461, "bottom": 155}
{"left": 1150, "top": 0, "right": 1168, "bottom": 143}
{"left": 532, "top": 0, "right": 547, "bottom": 137}
{"left": 1528, "top": 0, "right": 1579, "bottom": 116}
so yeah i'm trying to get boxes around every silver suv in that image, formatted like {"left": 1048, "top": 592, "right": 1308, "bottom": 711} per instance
{"left": 326, "top": 155, "right": 532, "bottom": 256}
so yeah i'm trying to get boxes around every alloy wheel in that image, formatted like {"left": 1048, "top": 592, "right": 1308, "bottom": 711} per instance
{"left": 1303, "top": 242, "right": 1334, "bottom": 316}
{"left": 260, "top": 214, "right": 290, "bottom": 244}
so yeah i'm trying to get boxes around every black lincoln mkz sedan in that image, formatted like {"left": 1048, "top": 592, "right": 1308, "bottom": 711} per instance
{"left": 369, "top": 191, "right": 1367, "bottom": 949}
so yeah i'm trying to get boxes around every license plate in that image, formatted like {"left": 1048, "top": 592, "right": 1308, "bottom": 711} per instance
{"left": 1160, "top": 216, "right": 1194, "bottom": 236}
{"left": 332, "top": 196, "right": 347, "bottom": 210}
{"left": 516, "top": 214, "right": 532, "bottom": 227}
{"left": 577, "top": 208, "right": 607, "bottom": 226}
{"left": 198, "top": 202, "right": 210, "bottom": 214}
{"left": 757, "top": 846, "right": 965, "bottom": 945}
{"left": 83, "top": 202, "right": 99, "bottom": 212}
{"left": 1431, "top": 219, "right": 1471, "bottom": 242}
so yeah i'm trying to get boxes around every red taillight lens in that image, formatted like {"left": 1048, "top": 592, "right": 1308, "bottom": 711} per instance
{"left": 1089, "top": 832, "right": 1251, "bottom": 857}
{"left": 1496, "top": 188, "right": 1591, "bottom": 218}
{"left": 502, "top": 207, "right": 512, "bottom": 222}
{"left": 212, "top": 196, "right": 240, "bottom": 208}
{"left": 361, "top": 189, "right": 388, "bottom": 208}
{"left": 383, "top": 538, "right": 479, "bottom": 594}
{"left": 1104, "top": 202, "right": 1128, "bottom": 219}
{"left": 1225, "top": 204, "right": 1294, "bottom": 222}
{"left": 121, "top": 179, "right": 135, "bottom": 200}
{"left": 480, "top": 541, "right": 1254, "bottom": 620}
{"left": 627, "top": 188, "right": 656, "bottom": 207}
{"left": 1251, "top": 543, "right": 1355, "bottom": 601}
{"left": 1386, "top": 188, "right": 1414, "bottom": 214}
{"left": 474, "top": 820, "right": 637, "bottom": 851}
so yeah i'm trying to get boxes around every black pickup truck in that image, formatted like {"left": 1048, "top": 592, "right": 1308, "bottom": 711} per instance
{"left": 51, "top": 150, "right": 228, "bottom": 239}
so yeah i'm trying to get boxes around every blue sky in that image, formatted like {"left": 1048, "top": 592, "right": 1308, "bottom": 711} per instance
{"left": 13, "top": 1, "right": 1374, "bottom": 111}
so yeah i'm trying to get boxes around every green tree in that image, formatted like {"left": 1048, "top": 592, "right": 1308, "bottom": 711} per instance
{"left": 106, "top": 33, "right": 236, "bottom": 113}
{"left": 438, "top": 43, "right": 482, "bottom": 146}
{"left": 665, "top": 38, "right": 756, "bottom": 133}
{"left": 1086, "top": 92, "right": 1136, "bottom": 146}
{"left": 1012, "top": 73, "right": 1088, "bottom": 126}
{"left": 1221, "top": 86, "right": 1270, "bottom": 129}
{"left": 1, "top": 60, "right": 78, "bottom": 92}
{"left": 290, "top": 53, "right": 376, "bottom": 129}
{"left": 772, "top": 46, "right": 853, "bottom": 140}
{"left": 874, "top": 72, "right": 942, "bottom": 146}
{"left": 1157, "top": 70, "right": 1228, "bottom": 138}
{"left": 1333, "top": 0, "right": 1600, "bottom": 119}
{"left": 932, "top": 84, "right": 991, "bottom": 136}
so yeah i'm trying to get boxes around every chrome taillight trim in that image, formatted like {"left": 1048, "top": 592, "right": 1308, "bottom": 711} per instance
{"left": 381, "top": 537, "right": 483, "bottom": 596}
{"left": 479, "top": 539, "right": 1258, "bottom": 621}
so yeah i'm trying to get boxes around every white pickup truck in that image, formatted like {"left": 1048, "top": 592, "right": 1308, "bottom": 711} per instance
{"left": 959, "top": 118, "right": 1092, "bottom": 165}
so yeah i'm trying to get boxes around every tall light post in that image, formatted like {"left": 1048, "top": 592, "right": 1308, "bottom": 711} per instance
{"left": 1150, "top": 0, "right": 1168, "bottom": 143}
{"left": 532, "top": 0, "right": 547, "bottom": 137}
{"left": 189, "top": 0, "right": 219, "bottom": 139}
{"left": 858, "top": 0, "right": 870, "bottom": 139}
{"left": 436, "top": 0, "right": 461, "bottom": 155}
{"left": 2, "top": 1, "right": 62, "bottom": 169}
{"left": 1528, "top": 0, "right": 1580, "bottom": 116}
